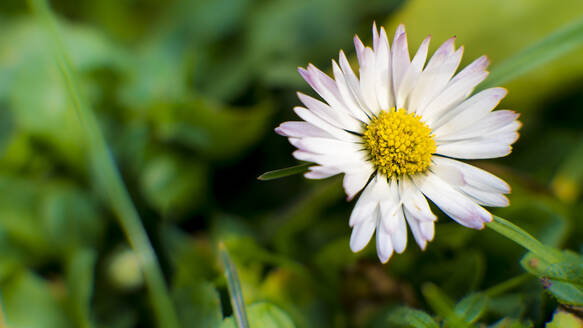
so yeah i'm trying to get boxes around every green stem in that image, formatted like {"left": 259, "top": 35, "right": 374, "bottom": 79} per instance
{"left": 0, "top": 290, "right": 6, "bottom": 328}
{"left": 487, "top": 216, "right": 561, "bottom": 263}
{"left": 484, "top": 273, "right": 532, "bottom": 297}
{"left": 219, "top": 243, "right": 250, "bottom": 328}
{"left": 27, "top": 1, "right": 180, "bottom": 327}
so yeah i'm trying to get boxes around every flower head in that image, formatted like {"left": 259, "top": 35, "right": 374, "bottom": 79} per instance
{"left": 276, "top": 23, "right": 520, "bottom": 263}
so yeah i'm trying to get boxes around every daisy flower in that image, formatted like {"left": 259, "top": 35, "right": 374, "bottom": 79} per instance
{"left": 275, "top": 23, "right": 521, "bottom": 263}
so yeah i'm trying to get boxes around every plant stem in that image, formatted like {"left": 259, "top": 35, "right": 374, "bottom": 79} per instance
{"left": 0, "top": 291, "right": 6, "bottom": 328}
{"left": 487, "top": 216, "right": 561, "bottom": 263}
{"left": 27, "top": 1, "right": 180, "bottom": 327}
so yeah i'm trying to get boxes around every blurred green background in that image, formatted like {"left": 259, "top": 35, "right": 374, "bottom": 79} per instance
{"left": 0, "top": 0, "right": 583, "bottom": 327}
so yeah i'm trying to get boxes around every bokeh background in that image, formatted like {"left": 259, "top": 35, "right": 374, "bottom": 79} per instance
{"left": 0, "top": 0, "right": 583, "bottom": 327}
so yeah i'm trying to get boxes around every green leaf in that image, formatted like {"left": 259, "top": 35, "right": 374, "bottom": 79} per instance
{"left": 65, "top": 249, "right": 97, "bottom": 328}
{"left": 219, "top": 242, "right": 250, "bottom": 328}
{"left": 140, "top": 154, "right": 208, "bottom": 216}
{"left": 544, "top": 261, "right": 583, "bottom": 285}
{"left": 546, "top": 309, "right": 583, "bottom": 328}
{"left": 490, "top": 318, "right": 532, "bottom": 328}
{"left": 386, "top": 307, "right": 439, "bottom": 328}
{"left": 454, "top": 293, "right": 488, "bottom": 324}
{"left": 173, "top": 282, "right": 222, "bottom": 328}
{"left": 221, "top": 302, "right": 295, "bottom": 328}
{"left": 487, "top": 216, "right": 562, "bottom": 264}
{"left": 258, "top": 163, "right": 312, "bottom": 181}
{"left": 546, "top": 280, "right": 583, "bottom": 306}
{"left": 421, "top": 283, "right": 469, "bottom": 328}
{"left": 1, "top": 271, "right": 73, "bottom": 328}
{"left": 480, "top": 16, "right": 583, "bottom": 90}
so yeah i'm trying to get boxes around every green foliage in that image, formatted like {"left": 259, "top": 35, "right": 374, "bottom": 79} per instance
{"left": 0, "top": 0, "right": 582, "bottom": 327}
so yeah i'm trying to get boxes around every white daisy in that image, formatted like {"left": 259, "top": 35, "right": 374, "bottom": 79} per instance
{"left": 275, "top": 23, "right": 521, "bottom": 263}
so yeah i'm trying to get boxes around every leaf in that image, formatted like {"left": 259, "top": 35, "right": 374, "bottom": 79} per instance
{"left": 0, "top": 271, "right": 73, "bottom": 328}
{"left": 546, "top": 280, "right": 583, "bottom": 306}
{"left": 140, "top": 154, "right": 208, "bottom": 216}
{"left": 421, "top": 283, "right": 469, "bottom": 328}
{"left": 386, "top": 307, "right": 439, "bottom": 328}
{"left": 544, "top": 261, "right": 583, "bottom": 285}
{"left": 258, "top": 163, "right": 312, "bottom": 181}
{"left": 454, "top": 293, "right": 488, "bottom": 324}
{"left": 490, "top": 318, "right": 532, "bottom": 328}
{"left": 221, "top": 302, "right": 296, "bottom": 328}
{"left": 546, "top": 309, "right": 583, "bottom": 328}
{"left": 173, "top": 282, "right": 223, "bottom": 328}
{"left": 219, "top": 242, "right": 250, "bottom": 328}
{"left": 487, "top": 216, "right": 562, "bottom": 264}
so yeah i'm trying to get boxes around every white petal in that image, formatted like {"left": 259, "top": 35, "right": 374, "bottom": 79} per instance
{"left": 359, "top": 47, "right": 381, "bottom": 114}
{"left": 331, "top": 59, "right": 370, "bottom": 122}
{"left": 379, "top": 178, "right": 401, "bottom": 232}
{"left": 431, "top": 156, "right": 510, "bottom": 194}
{"left": 435, "top": 110, "right": 519, "bottom": 141}
{"left": 353, "top": 35, "right": 366, "bottom": 67}
{"left": 292, "top": 150, "right": 368, "bottom": 172}
{"left": 338, "top": 51, "right": 374, "bottom": 118}
{"left": 409, "top": 38, "right": 463, "bottom": 115}
{"left": 343, "top": 166, "right": 375, "bottom": 201}
{"left": 431, "top": 158, "right": 509, "bottom": 207}
{"left": 399, "top": 176, "right": 437, "bottom": 222}
{"left": 421, "top": 57, "right": 490, "bottom": 124}
{"left": 293, "top": 107, "right": 360, "bottom": 142}
{"left": 391, "top": 24, "right": 410, "bottom": 97}
{"left": 304, "top": 166, "right": 342, "bottom": 179}
{"left": 419, "top": 221, "right": 435, "bottom": 241}
{"left": 391, "top": 207, "right": 408, "bottom": 254}
{"left": 297, "top": 92, "right": 363, "bottom": 133}
{"left": 290, "top": 137, "right": 361, "bottom": 156}
{"left": 275, "top": 121, "right": 332, "bottom": 139}
{"left": 350, "top": 213, "right": 377, "bottom": 252}
{"left": 403, "top": 208, "right": 428, "bottom": 250}
{"left": 431, "top": 87, "right": 507, "bottom": 132}
{"left": 397, "top": 36, "right": 430, "bottom": 109}
{"left": 413, "top": 172, "right": 492, "bottom": 229}
{"left": 350, "top": 174, "right": 390, "bottom": 226}
{"left": 461, "top": 186, "right": 509, "bottom": 207}
{"left": 374, "top": 27, "right": 393, "bottom": 111}
{"left": 376, "top": 221, "right": 394, "bottom": 263}
{"left": 436, "top": 138, "right": 512, "bottom": 159}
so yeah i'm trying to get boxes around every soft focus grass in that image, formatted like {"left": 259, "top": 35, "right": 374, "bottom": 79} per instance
{"left": 0, "top": 0, "right": 582, "bottom": 327}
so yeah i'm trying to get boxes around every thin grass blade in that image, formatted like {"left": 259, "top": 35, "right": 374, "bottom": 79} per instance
{"left": 219, "top": 242, "right": 250, "bottom": 328}
{"left": 258, "top": 163, "right": 312, "bottom": 181}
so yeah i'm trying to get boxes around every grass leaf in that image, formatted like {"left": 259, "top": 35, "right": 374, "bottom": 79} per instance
{"left": 258, "top": 163, "right": 312, "bottom": 181}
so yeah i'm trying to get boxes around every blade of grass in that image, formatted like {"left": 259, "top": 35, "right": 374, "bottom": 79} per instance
{"left": 487, "top": 216, "right": 562, "bottom": 264}
{"left": 219, "top": 242, "right": 250, "bottom": 328}
{"left": 258, "top": 163, "right": 312, "bottom": 181}
{"left": 27, "top": 1, "right": 179, "bottom": 327}
{"left": 480, "top": 16, "right": 583, "bottom": 89}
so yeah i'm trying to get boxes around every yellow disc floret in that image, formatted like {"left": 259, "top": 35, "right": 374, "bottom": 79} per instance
{"left": 363, "top": 108, "right": 436, "bottom": 177}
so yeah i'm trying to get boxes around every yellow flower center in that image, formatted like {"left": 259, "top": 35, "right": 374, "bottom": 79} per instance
{"left": 363, "top": 108, "right": 436, "bottom": 177}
